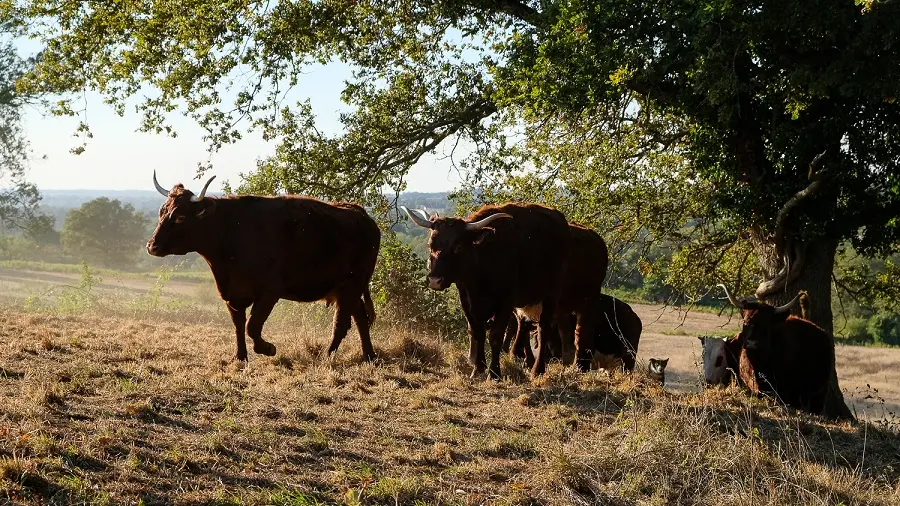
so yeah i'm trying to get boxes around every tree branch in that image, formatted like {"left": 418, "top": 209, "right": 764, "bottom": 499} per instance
{"left": 477, "top": 0, "right": 542, "bottom": 26}
{"left": 771, "top": 150, "right": 828, "bottom": 257}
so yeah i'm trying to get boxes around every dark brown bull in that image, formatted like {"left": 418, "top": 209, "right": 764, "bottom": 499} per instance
{"left": 147, "top": 172, "right": 381, "bottom": 362}
{"left": 402, "top": 203, "right": 572, "bottom": 379}
{"left": 507, "top": 223, "right": 609, "bottom": 371}
{"left": 720, "top": 284, "right": 834, "bottom": 416}
{"left": 510, "top": 294, "right": 641, "bottom": 372}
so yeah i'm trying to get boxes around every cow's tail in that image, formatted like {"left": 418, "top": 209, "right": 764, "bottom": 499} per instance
{"left": 363, "top": 287, "right": 377, "bottom": 326}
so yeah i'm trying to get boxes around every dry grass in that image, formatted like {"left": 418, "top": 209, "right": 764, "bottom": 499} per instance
{"left": 1, "top": 306, "right": 898, "bottom": 505}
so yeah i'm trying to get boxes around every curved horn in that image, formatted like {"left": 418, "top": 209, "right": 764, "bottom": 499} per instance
{"left": 773, "top": 292, "right": 802, "bottom": 315}
{"left": 191, "top": 175, "right": 216, "bottom": 201}
{"left": 465, "top": 213, "right": 513, "bottom": 231}
{"left": 718, "top": 284, "right": 746, "bottom": 309}
{"left": 153, "top": 170, "right": 169, "bottom": 197}
{"left": 400, "top": 206, "right": 433, "bottom": 229}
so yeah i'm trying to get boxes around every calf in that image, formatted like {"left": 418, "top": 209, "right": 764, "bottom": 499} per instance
{"left": 647, "top": 358, "right": 668, "bottom": 386}
{"left": 699, "top": 335, "right": 742, "bottom": 386}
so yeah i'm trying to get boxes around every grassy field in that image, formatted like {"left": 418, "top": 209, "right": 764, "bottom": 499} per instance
{"left": 0, "top": 268, "right": 899, "bottom": 505}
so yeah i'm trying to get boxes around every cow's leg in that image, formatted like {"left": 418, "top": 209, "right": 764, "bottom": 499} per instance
{"left": 510, "top": 317, "right": 535, "bottom": 367}
{"left": 558, "top": 312, "right": 577, "bottom": 366}
{"left": 488, "top": 310, "right": 511, "bottom": 381}
{"left": 327, "top": 297, "right": 354, "bottom": 357}
{"left": 573, "top": 312, "right": 596, "bottom": 372}
{"left": 227, "top": 302, "right": 249, "bottom": 361}
{"left": 532, "top": 300, "right": 558, "bottom": 377}
{"left": 351, "top": 295, "right": 377, "bottom": 362}
{"left": 247, "top": 296, "right": 278, "bottom": 356}
{"left": 501, "top": 312, "right": 517, "bottom": 353}
{"left": 459, "top": 288, "right": 487, "bottom": 377}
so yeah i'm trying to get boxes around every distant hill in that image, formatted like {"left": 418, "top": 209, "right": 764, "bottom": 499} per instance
{"left": 36, "top": 189, "right": 453, "bottom": 230}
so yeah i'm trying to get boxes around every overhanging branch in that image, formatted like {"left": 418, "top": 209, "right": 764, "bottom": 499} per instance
{"left": 755, "top": 150, "right": 828, "bottom": 298}
{"left": 771, "top": 150, "right": 827, "bottom": 257}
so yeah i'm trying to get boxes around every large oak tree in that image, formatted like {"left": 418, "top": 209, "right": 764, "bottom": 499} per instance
{"left": 12, "top": 0, "right": 900, "bottom": 419}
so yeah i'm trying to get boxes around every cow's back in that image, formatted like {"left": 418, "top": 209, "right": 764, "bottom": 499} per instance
{"left": 560, "top": 224, "right": 608, "bottom": 311}
{"left": 213, "top": 196, "right": 379, "bottom": 301}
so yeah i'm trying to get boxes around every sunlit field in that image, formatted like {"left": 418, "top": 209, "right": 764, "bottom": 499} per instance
{"left": 1, "top": 267, "right": 898, "bottom": 505}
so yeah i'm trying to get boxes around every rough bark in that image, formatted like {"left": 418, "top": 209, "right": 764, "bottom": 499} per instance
{"left": 752, "top": 234, "right": 855, "bottom": 422}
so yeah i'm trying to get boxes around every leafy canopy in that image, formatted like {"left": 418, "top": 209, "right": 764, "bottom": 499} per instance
{"left": 10, "top": 0, "right": 900, "bottom": 295}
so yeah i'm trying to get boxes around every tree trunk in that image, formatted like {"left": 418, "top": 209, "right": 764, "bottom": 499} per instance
{"left": 753, "top": 235, "right": 855, "bottom": 422}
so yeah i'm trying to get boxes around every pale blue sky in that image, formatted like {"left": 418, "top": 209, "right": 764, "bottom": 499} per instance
{"left": 20, "top": 56, "right": 464, "bottom": 194}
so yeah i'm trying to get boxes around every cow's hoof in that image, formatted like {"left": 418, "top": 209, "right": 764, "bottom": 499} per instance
{"left": 470, "top": 368, "right": 487, "bottom": 381}
{"left": 488, "top": 369, "right": 502, "bottom": 382}
{"left": 253, "top": 340, "right": 277, "bottom": 356}
{"left": 362, "top": 351, "right": 377, "bottom": 362}
{"left": 575, "top": 360, "right": 591, "bottom": 373}
{"left": 531, "top": 365, "right": 546, "bottom": 377}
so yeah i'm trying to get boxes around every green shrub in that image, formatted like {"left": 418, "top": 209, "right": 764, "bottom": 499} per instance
{"left": 371, "top": 233, "right": 466, "bottom": 340}
{"left": 841, "top": 317, "right": 874, "bottom": 344}
{"left": 867, "top": 312, "right": 900, "bottom": 346}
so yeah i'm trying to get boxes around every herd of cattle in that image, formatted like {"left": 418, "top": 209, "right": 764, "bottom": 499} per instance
{"left": 144, "top": 172, "right": 841, "bottom": 418}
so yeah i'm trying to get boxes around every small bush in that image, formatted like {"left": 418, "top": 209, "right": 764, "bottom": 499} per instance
{"left": 868, "top": 311, "right": 900, "bottom": 346}
{"left": 842, "top": 317, "right": 875, "bottom": 344}
{"left": 370, "top": 233, "right": 466, "bottom": 340}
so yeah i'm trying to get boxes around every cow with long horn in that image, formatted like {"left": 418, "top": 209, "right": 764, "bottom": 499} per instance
{"left": 402, "top": 203, "right": 572, "bottom": 379}
{"left": 718, "top": 284, "right": 836, "bottom": 417}
{"left": 147, "top": 171, "right": 381, "bottom": 363}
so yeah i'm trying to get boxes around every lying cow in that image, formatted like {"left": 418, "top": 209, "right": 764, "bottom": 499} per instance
{"left": 147, "top": 172, "right": 381, "bottom": 362}
{"left": 719, "top": 284, "right": 834, "bottom": 416}
{"left": 698, "top": 335, "right": 743, "bottom": 386}
{"left": 509, "top": 294, "right": 642, "bottom": 372}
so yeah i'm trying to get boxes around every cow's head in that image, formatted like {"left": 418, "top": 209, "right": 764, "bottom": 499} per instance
{"left": 401, "top": 206, "right": 512, "bottom": 291}
{"left": 719, "top": 284, "right": 801, "bottom": 353}
{"left": 146, "top": 171, "right": 217, "bottom": 257}
{"left": 647, "top": 357, "right": 668, "bottom": 385}
{"left": 699, "top": 336, "right": 730, "bottom": 385}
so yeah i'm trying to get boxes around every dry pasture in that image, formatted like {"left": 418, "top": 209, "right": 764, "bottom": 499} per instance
{"left": 0, "top": 267, "right": 898, "bottom": 505}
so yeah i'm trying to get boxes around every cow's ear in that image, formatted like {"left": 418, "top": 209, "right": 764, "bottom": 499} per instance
{"left": 472, "top": 227, "right": 495, "bottom": 245}
{"left": 195, "top": 200, "right": 216, "bottom": 219}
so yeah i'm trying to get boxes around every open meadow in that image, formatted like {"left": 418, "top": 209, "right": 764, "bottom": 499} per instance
{"left": 1, "top": 267, "right": 899, "bottom": 505}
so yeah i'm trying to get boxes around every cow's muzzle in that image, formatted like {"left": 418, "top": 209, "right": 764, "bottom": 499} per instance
{"left": 427, "top": 276, "right": 450, "bottom": 291}
{"left": 146, "top": 241, "right": 164, "bottom": 257}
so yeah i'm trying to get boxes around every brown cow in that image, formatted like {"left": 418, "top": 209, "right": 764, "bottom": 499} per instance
{"left": 402, "top": 203, "right": 572, "bottom": 379}
{"left": 719, "top": 284, "right": 834, "bottom": 416}
{"left": 507, "top": 223, "right": 609, "bottom": 371}
{"left": 701, "top": 292, "right": 810, "bottom": 387}
{"left": 147, "top": 172, "right": 381, "bottom": 362}
{"left": 510, "top": 293, "right": 642, "bottom": 372}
